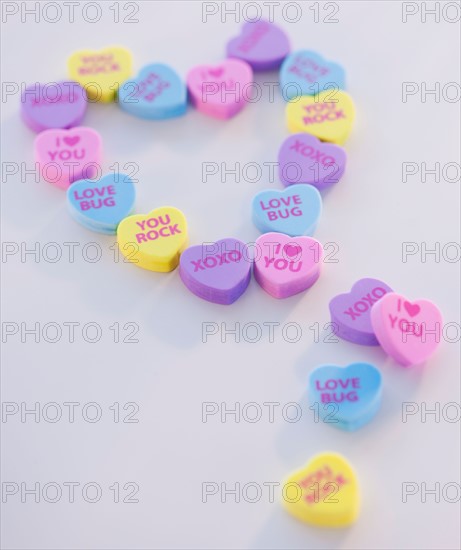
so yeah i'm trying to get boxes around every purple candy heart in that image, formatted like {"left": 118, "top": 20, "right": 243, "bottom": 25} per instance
{"left": 21, "top": 81, "right": 87, "bottom": 133}
{"left": 329, "top": 278, "right": 393, "bottom": 346}
{"left": 226, "top": 20, "right": 290, "bottom": 71}
{"left": 278, "top": 133, "right": 347, "bottom": 190}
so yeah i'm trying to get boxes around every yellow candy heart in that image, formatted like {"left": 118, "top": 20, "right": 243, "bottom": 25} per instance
{"left": 117, "top": 207, "right": 188, "bottom": 272}
{"left": 283, "top": 452, "right": 359, "bottom": 527}
{"left": 286, "top": 91, "right": 355, "bottom": 145}
{"left": 68, "top": 46, "right": 132, "bottom": 103}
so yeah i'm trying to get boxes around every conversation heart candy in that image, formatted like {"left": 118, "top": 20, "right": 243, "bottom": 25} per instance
{"left": 286, "top": 90, "right": 355, "bottom": 145}
{"left": 308, "top": 363, "right": 382, "bottom": 431}
{"left": 283, "top": 453, "right": 359, "bottom": 527}
{"left": 280, "top": 50, "right": 345, "bottom": 100}
{"left": 68, "top": 46, "right": 132, "bottom": 102}
{"left": 370, "top": 293, "right": 443, "bottom": 366}
{"left": 254, "top": 232, "right": 322, "bottom": 298}
{"left": 329, "top": 278, "right": 393, "bottom": 345}
{"left": 67, "top": 173, "right": 135, "bottom": 235}
{"left": 252, "top": 184, "right": 322, "bottom": 237}
{"left": 278, "top": 134, "right": 347, "bottom": 189}
{"left": 117, "top": 207, "right": 188, "bottom": 272}
{"left": 21, "top": 81, "right": 87, "bottom": 133}
{"left": 179, "top": 238, "right": 251, "bottom": 305}
{"left": 186, "top": 59, "right": 253, "bottom": 119}
{"left": 226, "top": 20, "right": 290, "bottom": 70}
{"left": 34, "top": 127, "right": 102, "bottom": 190}
{"left": 118, "top": 63, "right": 187, "bottom": 119}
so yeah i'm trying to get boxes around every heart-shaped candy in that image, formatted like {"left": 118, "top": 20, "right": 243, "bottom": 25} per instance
{"left": 254, "top": 232, "right": 323, "bottom": 298}
{"left": 370, "top": 293, "right": 443, "bottom": 366}
{"left": 118, "top": 63, "right": 187, "bottom": 119}
{"left": 179, "top": 238, "right": 251, "bottom": 304}
{"left": 283, "top": 453, "right": 359, "bottom": 527}
{"left": 252, "top": 184, "right": 322, "bottom": 237}
{"left": 67, "top": 46, "right": 132, "bottom": 102}
{"left": 308, "top": 363, "right": 382, "bottom": 431}
{"left": 278, "top": 134, "right": 347, "bottom": 189}
{"left": 186, "top": 59, "right": 253, "bottom": 119}
{"left": 280, "top": 50, "right": 345, "bottom": 100}
{"left": 117, "top": 207, "right": 188, "bottom": 272}
{"left": 286, "top": 90, "right": 355, "bottom": 145}
{"left": 329, "top": 278, "right": 393, "bottom": 345}
{"left": 226, "top": 20, "right": 290, "bottom": 70}
{"left": 34, "top": 127, "right": 102, "bottom": 190}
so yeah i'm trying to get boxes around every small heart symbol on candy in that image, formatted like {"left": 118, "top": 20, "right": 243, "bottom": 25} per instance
{"left": 67, "top": 46, "right": 132, "bottom": 103}
{"left": 254, "top": 232, "right": 323, "bottom": 298}
{"left": 226, "top": 20, "right": 290, "bottom": 70}
{"left": 370, "top": 293, "right": 443, "bottom": 366}
{"left": 186, "top": 59, "right": 253, "bottom": 119}
{"left": 21, "top": 81, "right": 87, "bottom": 133}
{"left": 286, "top": 90, "right": 355, "bottom": 145}
{"left": 34, "top": 127, "right": 102, "bottom": 190}
{"left": 308, "top": 363, "right": 382, "bottom": 431}
{"left": 67, "top": 173, "right": 135, "bottom": 235}
{"left": 280, "top": 50, "right": 345, "bottom": 101}
{"left": 118, "top": 63, "right": 187, "bottom": 120}
{"left": 179, "top": 238, "right": 252, "bottom": 305}
{"left": 117, "top": 207, "right": 188, "bottom": 272}
{"left": 283, "top": 453, "right": 359, "bottom": 527}
{"left": 278, "top": 134, "right": 347, "bottom": 190}
{"left": 252, "top": 184, "right": 322, "bottom": 237}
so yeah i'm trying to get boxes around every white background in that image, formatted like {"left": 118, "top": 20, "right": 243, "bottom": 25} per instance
{"left": 1, "top": 1, "right": 460, "bottom": 549}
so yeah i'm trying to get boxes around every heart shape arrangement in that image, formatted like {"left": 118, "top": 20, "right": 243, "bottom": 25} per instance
{"left": 179, "top": 238, "right": 252, "bottom": 304}
{"left": 286, "top": 90, "right": 355, "bottom": 145}
{"left": 117, "top": 207, "right": 188, "bottom": 272}
{"left": 252, "top": 184, "right": 322, "bottom": 237}
{"left": 67, "top": 46, "right": 132, "bottom": 102}
{"left": 34, "top": 127, "right": 102, "bottom": 189}
{"left": 280, "top": 50, "right": 345, "bottom": 100}
{"left": 308, "top": 363, "right": 382, "bottom": 431}
{"left": 329, "top": 278, "right": 393, "bottom": 346}
{"left": 283, "top": 453, "right": 359, "bottom": 527}
{"left": 278, "top": 133, "right": 347, "bottom": 190}
{"left": 254, "top": 232, "right": 323, "bottom": 298}
{"left": 186, "top": 59, "right": 253, "bottom": 119}
{"left": 21, "top": 81, "right": 87, "bottom": 133}
{"left": 67, "top": 173, "right": 135, "bottom": 234}
{"left": 370, "top": 293, "right": 443, "bottom": 366}
{"left": 226, "top": 20, "right": 290, "bottom": 70}
{"left": 118, "top": 63, "right": 187, "bottom": 119}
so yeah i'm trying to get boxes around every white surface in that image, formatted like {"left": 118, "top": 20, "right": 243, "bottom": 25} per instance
{"left": 1, "top": 2, "right": 460, "bottom": 549}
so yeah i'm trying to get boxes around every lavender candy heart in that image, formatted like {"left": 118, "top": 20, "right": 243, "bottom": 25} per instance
{"left": 329, "top": 278, "right": 393, "bottom": 346}
{"left": 226, "top": 20, "right": 290, "bottom": 71}
{"left": 21, "top": 81, "right": 87, "bottom": 133}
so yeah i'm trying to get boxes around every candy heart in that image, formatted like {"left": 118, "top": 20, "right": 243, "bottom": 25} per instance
{"left": 67, "top": 46, "right": 132, "bottom": 103}
{"left": 278, "top": 134, "right": 347, "bottom": 189}
{"left": 34, "top": 127, "right": 102, "bottom": 190}
{"left": 118, "top": 63, "right": 187, "bottom": 119}
{"left": 179, "top": 238, "right": 251, "bottom": 305}
{"left": 370, "top": 293, "right": 443, "bottom": 366}
{"left": 252, "top": 184, "right": 322, "bottom": 237}
{"left": 186, "top": 59, "right": 253, "bottom": 119}
{"left": 329, "top": 278, "right": 393, "bottom": 345}
{"left": 283, "top": 453, "right": 359, "bottom": 527}
{"left": 280, "top": 50, "right": 345, "bottom": 100}
{"left": 226, "top": 20, "right": 290, "bottom": 70}
{"left": 286, "top": 90, "right": 355, "bottom": 145}
{"left": 254, "top": 232, "right": 323, "bottom": 298}
{"left": 117, "top": 207, "right": 188, "bottom": 272}
{"left": 67, "top": 173, "right": 135, "bottom": 235}
{"left": 21, "top": 81, "right": 87, "bottom": 133}
{"left": 308, "top": 363, "right": 382, "bottom": 431}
